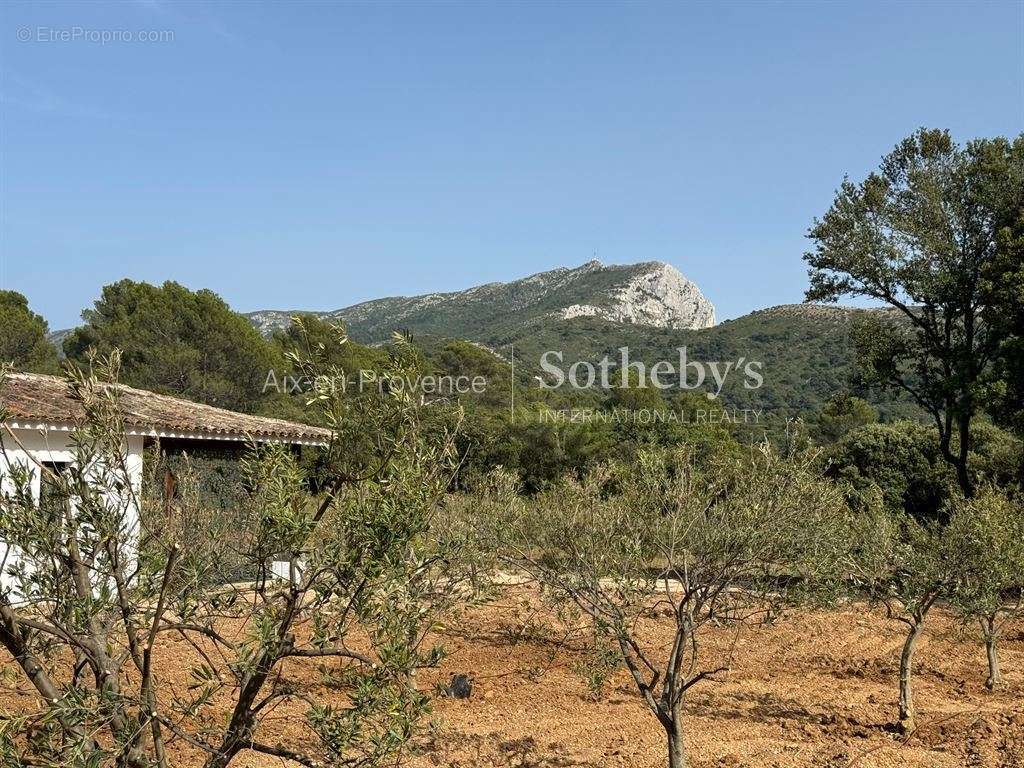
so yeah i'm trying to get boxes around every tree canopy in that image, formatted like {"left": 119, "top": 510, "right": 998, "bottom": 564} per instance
{"left": 805, "top": 129, "right": 1024, "bottom": 496}
{"left": 815, "top": 391, "right": 878, "bottom": 443}
{"left": 63, "top": 280, "right": 282, "bottom": 413}
{"left": 0, "top": 290, "right": 59, "bottom": 373}
{"left": 272, "top": 313, "right": 389, "bottom": 376}
{"left": 982, "top": 214, "right": 1024, "bottom": 436}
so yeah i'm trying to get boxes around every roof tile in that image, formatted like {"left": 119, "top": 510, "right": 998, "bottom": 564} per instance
{"left": 1, "top": 373, "right": 332, "bottom": 445}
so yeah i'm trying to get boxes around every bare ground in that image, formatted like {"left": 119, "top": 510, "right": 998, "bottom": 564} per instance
{"left": 2, "top": 586, "right": 1022, "bottom": 768}
{"left": 403, "top": 590, "right": 1024, "bottom": 768}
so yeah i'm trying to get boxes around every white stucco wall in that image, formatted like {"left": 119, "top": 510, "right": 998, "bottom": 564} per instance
{"left": 0, "top": 426, "right": 144, "bottom": 597}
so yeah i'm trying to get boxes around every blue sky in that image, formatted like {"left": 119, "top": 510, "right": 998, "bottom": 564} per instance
{"left": 1, "top": 1, "right": 1021, "bottom": 330}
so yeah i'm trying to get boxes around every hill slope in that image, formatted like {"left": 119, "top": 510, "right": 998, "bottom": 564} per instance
{"left": 494, "top": 303, "right": 912, "bottom": 419}
{"left": 242, "top": 262, "right": 912, "bottom": 419}
{"left": 245, "top": 260, "right": 716, "bottom": 340}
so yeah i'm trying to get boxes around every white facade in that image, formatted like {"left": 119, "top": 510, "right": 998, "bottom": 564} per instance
{"left": 2, "top": 373, "right": 333, "bottom": 598}
{"left": 0, "top": 425, "right": 144, "bottom": 596}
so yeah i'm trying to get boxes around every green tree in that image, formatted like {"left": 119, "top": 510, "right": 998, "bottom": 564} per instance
{"left": 828, "top": 421, "right": 952, "bottom": 522}
{"left": 969, "top": 421, "right": 1024, "bottom": 488}
{"left": 0, "top": 290, "right": 59, "bottom": 373}
{"left": 434, "top": 339, "right": 514, "bottom": 409}
{"left": 272, "top": 313, "right": 388, "bottom": 378}
{"left": 806, "top": 129, "right": 1024, "bottom": 496}
{"left": 265, "top": 314, "right": 394, "bottom": 423}
{"left": 479, "top": 413, "right": 614, "bottom": 493}
{"left": 815, "top": 391, "right": 878, "bottom": 443}
{"left": 829, "top": 419, "right": 1022, "bottom": 524}
{"left": 944, "top": 489, "right": 1024, "bottom": 690}
{"left": 605, "top": 366, "right": 666, "bottom": 413}
{"left": 982, "top": 217, "right": 1024, "bottom": 435}
{"left": 854, "top": 503, "right": 948, "bottom": 733}
{"left": 64, "top": 280, "right": 281, "bottom": 412}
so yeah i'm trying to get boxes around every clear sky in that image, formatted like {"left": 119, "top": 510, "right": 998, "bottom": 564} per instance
{"left": 1, "top": 1, "right": 1021, "bottom": 330}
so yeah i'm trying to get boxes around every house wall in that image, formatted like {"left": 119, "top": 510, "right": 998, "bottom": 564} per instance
{"left": 0, "top": 427, "right": 144, "bottom": 597}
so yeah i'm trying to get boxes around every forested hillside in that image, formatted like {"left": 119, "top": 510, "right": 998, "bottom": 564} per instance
{"left": 38, "top": 283, "right": 915, "bottom": 424}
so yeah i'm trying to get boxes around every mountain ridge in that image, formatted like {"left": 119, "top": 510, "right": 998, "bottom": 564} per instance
{"left": 234, "top": 262, "right": 918, "bottom": 422}
{"left": 244, "top": 260, "right": 716, "bottom": 341}
{"left": 41, "top": 264, "right": 917, "bottom": 423}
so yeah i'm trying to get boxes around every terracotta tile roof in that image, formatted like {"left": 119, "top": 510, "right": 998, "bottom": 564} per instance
{"left": 1, "top": 373, "right": 332, "bottom": 445}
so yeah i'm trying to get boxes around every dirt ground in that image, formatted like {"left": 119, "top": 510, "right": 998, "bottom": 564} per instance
{"left": 400, "top": 591, "right": 1024, "bottom": 768}
{"left": 2, "top": 586, "right": 1022, "bottom": 768}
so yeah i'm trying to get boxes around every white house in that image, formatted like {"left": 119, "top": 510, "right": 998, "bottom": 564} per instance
{"left": 0, "top": 372, "right": 331, "bottom": 594}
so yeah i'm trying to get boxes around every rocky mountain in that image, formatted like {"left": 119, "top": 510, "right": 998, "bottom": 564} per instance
{"left": 242, "top": 265, "right": 922, "bottom": 422}
{"left": 245, "top": 260, "right": 716, "bottom": 342}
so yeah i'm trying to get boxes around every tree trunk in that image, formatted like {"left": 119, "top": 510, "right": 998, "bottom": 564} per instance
{"left": 666, "top": 725, "right": 686, "bottom": 768}
{"left": 955, "top": 456, "right": 973, "bottom": 499}
{"left": 956, "top": 411, "right": 973, "bottom": 498}
{"left": 665, "top": 705, "right": 687, "bottom": 768}
{"left": 982, "top": 617, "right": 1001, "bottom": 690}
{"left": 0, "top": 607, "right": 99, "bottom": 753}
{"left": 898, "top": 619, "right": 924, "bottom": 733}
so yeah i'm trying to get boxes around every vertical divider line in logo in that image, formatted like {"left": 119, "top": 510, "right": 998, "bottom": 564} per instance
{"left": 509, "top": 343, "right": 515, "bottom": 423}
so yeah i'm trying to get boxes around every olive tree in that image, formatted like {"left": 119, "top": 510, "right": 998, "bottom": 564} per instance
{"left": 0, "top": 330, "right": 468, "bottom": 768}
{"left": 944, "top": 488, "right": 1024, "bottom": 689}
{"left": 485, "top": 444, "right": 854, "bottom": 768}
{"left": 847, "top": 489, "right": 950, "bottom": 733}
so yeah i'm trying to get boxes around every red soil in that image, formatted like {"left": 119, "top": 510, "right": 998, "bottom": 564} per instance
{"left": 2, "top": 586, "right": 1022, "bottom": 768}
